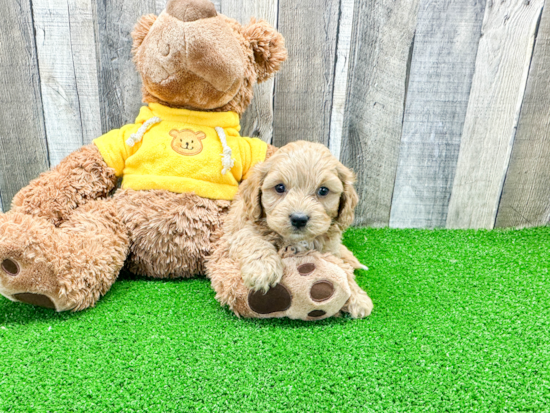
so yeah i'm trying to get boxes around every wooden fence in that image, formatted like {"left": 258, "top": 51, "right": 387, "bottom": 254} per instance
{"left": 0, "top": 0, "right": 549, "bottom": 229}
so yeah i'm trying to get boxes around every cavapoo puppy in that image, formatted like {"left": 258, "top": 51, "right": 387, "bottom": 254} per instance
{"left": 215, "top": 140, "right": 373, "bottom": 318}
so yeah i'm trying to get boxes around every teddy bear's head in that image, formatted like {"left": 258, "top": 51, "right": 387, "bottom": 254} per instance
{"left": 131, "top": 0, "right": 287, "bottom": 114}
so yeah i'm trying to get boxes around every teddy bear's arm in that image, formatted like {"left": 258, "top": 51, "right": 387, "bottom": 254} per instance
{"left": 12, "top": 120, "right": 142, "bottom": 226}
{"left": 11, "top": 144, "right": 117, "bottom": 226}
{"left": 93, "top": 123, "right": 143, "bottom": 177}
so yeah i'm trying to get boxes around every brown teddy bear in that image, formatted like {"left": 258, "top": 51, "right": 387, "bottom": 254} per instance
{"left": 0, "top": 0, "right": 286, "bottom": 311}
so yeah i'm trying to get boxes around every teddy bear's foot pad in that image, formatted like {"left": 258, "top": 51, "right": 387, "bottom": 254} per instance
{"left": 1, "top": 259, "right": 20, "bottom": 276}
{"left": 248, "top": 284, "right": 292, "bottom": 314}
{"left": 13, "top": 293, "right": 56, "bottom": 309}
{"left": 0, "top": 254, "right": 62, "bottom": 310}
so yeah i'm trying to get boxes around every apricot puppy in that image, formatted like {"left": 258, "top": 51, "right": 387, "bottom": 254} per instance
{"left": 218, "top": 141, "right": 373, "bottom": 318}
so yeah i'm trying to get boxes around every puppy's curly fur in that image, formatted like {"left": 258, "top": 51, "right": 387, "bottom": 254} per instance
{"left": 218, "top": 141, "right": 373, "bottom": 318}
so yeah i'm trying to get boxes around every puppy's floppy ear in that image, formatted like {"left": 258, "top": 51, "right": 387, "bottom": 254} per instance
{"left": 335, "top": 163, "right": 359, "bottom": 230}
{"left": 242, "top": 18, "right": 287, "bottom": 83}
{"left": 131, "top": 14, "right": 157, "bottom": 55}
{"left": 238, "top": 161, "right": 269, "bottom": 222}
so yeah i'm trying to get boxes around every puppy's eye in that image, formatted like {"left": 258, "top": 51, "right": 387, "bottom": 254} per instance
{"left": 274, "top": 184, "right": 286, "bottom": 194}
{"left": 317, "top": 187, "right": 330, "bottom": 197}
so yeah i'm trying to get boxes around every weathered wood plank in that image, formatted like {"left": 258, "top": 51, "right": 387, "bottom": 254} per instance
{"left": 94, "top": 0, "right": 157, "bottom": 133}
{"left": 389, "top": 0, "right": 486, "bottom": 229}
{"left": 32, "top": 0, "right": 101, "bottom": 166}
{"left": 0, "top": 0, "right": 50, "bottom": 207}
{"left": 328, "top": 0, "right": 354, "bottom": 159}
{"left": 495, "top": 4, "right": 550, "bottom": 228}
{"left": 446, "top": 0, "right": 543, "bottom": 229}
{"left": 69, "top": 0, "right": 102, "bottom": 145}
{"left": 156, "top": 0, "right": 165, "bottom": 13}
{"left": 221, "top": 0, "right": 278, "bottom": 143}
{"left": 272, "top": 0, "right": 340, "bottom": 147}
{"left": 340, "top": 0, "right": 420, "bottom": 227}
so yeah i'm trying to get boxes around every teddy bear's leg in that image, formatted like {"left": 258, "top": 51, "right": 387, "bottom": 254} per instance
{"left": 0, "top": 199, "right": 129, "bottom": 311}
{"left": 113, "top": 189, "right": 230, "bottom": 279}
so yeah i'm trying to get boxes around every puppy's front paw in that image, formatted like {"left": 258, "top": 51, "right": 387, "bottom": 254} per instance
{"left": 279, "top": 245, "right": 299, "bottom": 258}
{"left": 241, "top": 256, "right": 284, "bottom": 293}
{"left": 279, "top": 241, "right": 313, "bottom": 258}
{"left": 345, "top": 291, "right": 373, "bottom": 319}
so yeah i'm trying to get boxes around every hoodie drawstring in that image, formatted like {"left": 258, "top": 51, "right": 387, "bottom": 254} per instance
{"left": 126, "top": 117, "right": 162, "bottom": 147}
{"left": 215, "top": 126, "right": 235, "bottom": 175}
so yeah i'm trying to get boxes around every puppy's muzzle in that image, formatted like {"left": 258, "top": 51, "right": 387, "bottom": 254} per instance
{"left": 290, "top": 213, "right": 309, "bottom": 229}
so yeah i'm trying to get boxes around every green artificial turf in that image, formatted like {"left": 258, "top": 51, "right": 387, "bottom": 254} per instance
{"left": 1, "top": 227, "right": 550, "bottom": 412}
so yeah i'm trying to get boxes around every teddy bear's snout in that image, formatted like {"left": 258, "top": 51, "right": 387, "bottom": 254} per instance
{"left": 166, "top": 0, "right": 217, "bottom": 23}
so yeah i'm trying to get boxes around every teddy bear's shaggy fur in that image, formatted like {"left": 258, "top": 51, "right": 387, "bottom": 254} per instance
{"left": 0, "top": 0, "right": 285, "bottom": 311}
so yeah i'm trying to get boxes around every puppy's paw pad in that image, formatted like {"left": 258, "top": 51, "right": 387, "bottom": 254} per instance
{"left": 248, "top": 284, "right": 291, "bottom": 314}
{"left": 279, "top": 245, "right": 299, "bottom": 258}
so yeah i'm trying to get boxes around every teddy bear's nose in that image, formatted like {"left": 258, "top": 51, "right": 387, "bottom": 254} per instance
{"left": 166, "top": 0, "right": 217, "bottom": 22}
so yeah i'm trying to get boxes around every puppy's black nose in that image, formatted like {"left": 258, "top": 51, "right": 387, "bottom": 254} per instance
{"left": 290, "top": 213, "right": 309, "bottom": 229}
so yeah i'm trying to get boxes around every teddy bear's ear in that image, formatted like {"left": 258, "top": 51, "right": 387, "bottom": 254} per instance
{"left": 242, "top": 18, "right": 287, "bottom": 83}
{"left": 131, "top": 14, "right": 158, "bottom": 55}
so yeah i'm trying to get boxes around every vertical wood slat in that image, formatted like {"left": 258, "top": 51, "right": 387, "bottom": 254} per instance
{"left": 328, "top": 0, "right": 354, "bottom": 160}
{"left": 156, "top": 0, "right": 166, "bottom": 13}
{"left": 0, "top": 0, "right": 50, "bottom": 208}
{"left": 221, "top": 0, "right": 278, "bottom": 143}
{"left": 32, "top": 0, "right": 101, "bottom": 167}
{"left": 389, "top": 0, "right": 486, "bottom": 229}
{"left": 340, "top": 0, "right": 420, "bottom": 227}
{"left": 272, "top": 0, "right": 341, "bottom": 147}
{"left": 211, "top": 0, "right": 222, "bottom": 12}
{"left": 447, "top": 0, "right": 543, "bottom": 229}
{"left": 495, "top": 5, "right": 550, "bottom": 228}
{"left": 94, "top": 0, "right": 157, "bottom": 134}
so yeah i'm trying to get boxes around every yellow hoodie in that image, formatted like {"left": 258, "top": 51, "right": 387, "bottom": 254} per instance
{"left": 93, "top": 103, "right": 267, "bottom": 201}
